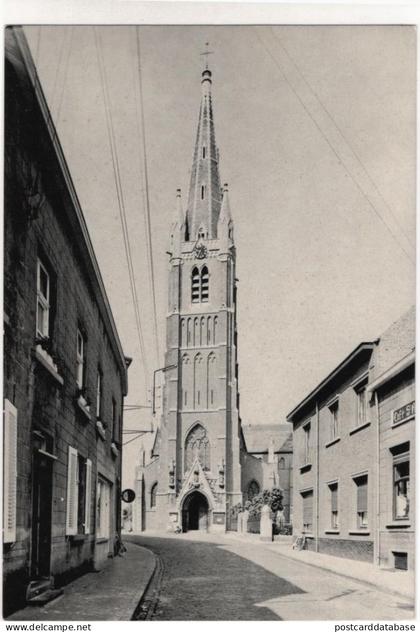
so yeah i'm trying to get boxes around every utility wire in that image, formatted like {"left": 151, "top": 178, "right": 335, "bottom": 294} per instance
{"left": 133, "top": 26, "right": 161, "bottom": 367}
{"left": 93, "top": 27, "right": 149, "bottom": 393}
{"left": 123, "top": 431, "right": 152, "bottom": 447}
{"left": 254, "top": 28, "right": 415, "bottom": 266}
{"left": 271, "top": 28, "right": 415, "bottom": 253}
{"left": 50, "top": 29, "right": 67, "bottom": 117}
{"left": 54, "top": 26, "right": 74, "bottom": 127}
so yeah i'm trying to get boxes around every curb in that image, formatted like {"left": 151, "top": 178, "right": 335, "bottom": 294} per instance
{"left": 223, "top": 533, "right": 414, "bottom": 602}
{"left": 125, "top": 541, "right": 158, "bottom": 620}
{"left": 262, "top": 544, "right": 415, "bottom": 602}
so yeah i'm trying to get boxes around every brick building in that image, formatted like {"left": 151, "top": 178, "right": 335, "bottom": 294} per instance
{"left": 368, "top": 307, "right": 415, "bottom": 571}
{"left": 3, "top": 27, "right": 130, "bottom": 614}
{"left": 132, "top": 65, "right": 289, "bottom": 534}
{"left": 287, "top": 307, "right": 415, "bottom": 571}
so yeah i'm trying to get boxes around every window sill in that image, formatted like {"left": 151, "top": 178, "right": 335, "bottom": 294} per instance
{"left": 386, "top": 521, "right": 411, "bottom": 529}
{"left": 96, "top": 421, "right": 106, "bottom": 440}
{"left": 302, "top": 532, "right": 314, "bottom": 538}
{"left": 348, "top": 530, "right": 370, "bottom": 536}
{"left": 349, "top": 421, "right": 371, "bottom": 435}
{"left": 76, "top": 396, "right": 91, "bottom": 420}
{"left": 34, "top": 345, "right": 64, "bottom": 385}
{"left": 299, "top": 463, "right": 312, "bottom": 473}
{"left": 325, "top": 529, "right": 340, "bottom": 534}
{"left": 69, "top": 534, "right": 87, "bottom": 542}
{"left": 96, "top": 537, "right": 109, "bottom": 543}
{"left": 111, "top": 442, "right": 119, "bottom": 457}
{"left": 325, "top": 436, "right": 340, "bottom": 448}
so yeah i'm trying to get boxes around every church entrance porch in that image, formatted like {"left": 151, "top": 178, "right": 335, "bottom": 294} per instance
{"left": 181, "top": 491, "right": 209, "bottom": 532}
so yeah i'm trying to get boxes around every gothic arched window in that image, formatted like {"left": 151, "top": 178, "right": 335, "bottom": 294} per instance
{"left": 187, "top": 318, "right": 192, "bottom": 346}
{"left": 150, "top": 482, "right": 158, "bottom": 508}
{"left": 184, "top": 424, "right": 210, "bottom": 472}
{"left": 207, "top": 352, "right": 216, "bottom": 408}
{"left": 213, "top": 316, "right": 218, "bottom": 345}
{"left": 194, "top": 317, "right": 199, "bottom": 347}
{"left": 247, "top": 480, "right": 260, "bottom": 501}
{"left": 193, "top": 353, "right": 203, "bottom": 409}
{"left": 200, "top": 317, "right": 205, "bottom": 346}
{"left": 279, "top": 457, "right": 286, "bottom": 469}
{"left": 201, "top": 266, "right": 209, "bottom": 302}
{"left": 181, "top": 354, "right": 190, "bottom": 408}
{"left": 192, "top": 267, "right": 200, "bottom": 303}
{"left": 181, "top": 318, "right": 186, "bottom": 347}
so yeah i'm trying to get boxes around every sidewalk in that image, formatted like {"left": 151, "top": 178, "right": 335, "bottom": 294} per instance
{"left": 7, "top": 542, "right": 156, "bottom": 621}
{"left": 224, "top": 532, "right": 415, "bottom": 601}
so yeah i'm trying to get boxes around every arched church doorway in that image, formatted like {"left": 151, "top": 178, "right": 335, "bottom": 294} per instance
{"left": 181, "top": 491, "right": 209, "bottom": 532}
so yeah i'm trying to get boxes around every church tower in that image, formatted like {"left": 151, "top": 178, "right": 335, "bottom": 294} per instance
{"left": 155, "top": 65, "right": 242, "bottom": 532}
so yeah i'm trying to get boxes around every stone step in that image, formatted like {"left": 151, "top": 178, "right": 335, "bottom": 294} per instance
{"left": 26, "top": 577, "right": 53, "bottom": 601}
{"left": 27, "top": 588, "right": 64, "bottom": 606}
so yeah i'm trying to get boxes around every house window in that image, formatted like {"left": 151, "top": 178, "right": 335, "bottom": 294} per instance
{"left": 354, "top": 474, "right": 368, "bottom": 528}
{"left": 76, "top": 329, "right": 86, "bottom": 389}
{"left": 150, "top": 482, "right": 158, "bottom": 508}
{"left": 329, "top": 482, "right": 338, "bottom": 529}
{"left": 66, "top": 447, "right": 92, "bottom": 536}
{"left": 355, "top": 380, "right": 367, "bottom": 426}
{"left": 192, "top": 268, "right": 200, "bottom": 303}
{"left": 36, "top": 259, "right": 50, "bottom": 338}
{"left": 393, "top": 551, "right": 408, "bottom": 571}
{"left": 393, "top": 454, "right": 409, "bottom": 520}
{"left": 96, "top": 369, "right": 103, "bottom": 419}
{"left": 329, "top": 400, "right": 339, "bottom": 440}
{"left": 96, "top": 476, "right": 111, "bottom": 539}
{"left": 301, "top": 490, "right": 313, "bottom": 533}
{"left": 303, "top": 423, "right": 311, "bottom": 464}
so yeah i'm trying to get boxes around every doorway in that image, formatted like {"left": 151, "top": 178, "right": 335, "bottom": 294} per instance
{"left": 181, "top": 491, "right": 209, "bottom": 532}
{"left": 31, "top": 450, "right": 53, "bottom": 578}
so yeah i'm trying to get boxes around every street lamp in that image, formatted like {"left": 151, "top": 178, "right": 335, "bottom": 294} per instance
{"left": 152, "top": 364, "right": 177, "bottom": 415}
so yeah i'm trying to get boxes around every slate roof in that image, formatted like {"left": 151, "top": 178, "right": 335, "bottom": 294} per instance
{"left": 242, "top": 423, "right": 293, "bottom": 454}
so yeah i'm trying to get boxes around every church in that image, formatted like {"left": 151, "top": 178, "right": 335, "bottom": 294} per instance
{"left": 133, "top": 63, "right": 292, "bottom": 534}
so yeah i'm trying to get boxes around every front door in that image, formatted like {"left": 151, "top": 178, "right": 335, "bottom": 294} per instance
{"left": 183, "top": 492, "right": 209, "bottom": 532}
{"left": 31, "top": 452, "right": 53, "bottom": 577}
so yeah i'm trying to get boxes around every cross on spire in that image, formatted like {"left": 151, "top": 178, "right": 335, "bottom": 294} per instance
{"left": 200, "top": 42, "right": 214, "bottom": 70}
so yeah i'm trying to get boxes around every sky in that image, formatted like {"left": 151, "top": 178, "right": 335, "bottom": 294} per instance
{"left": 23, "top": 25, "right": 416, "bottom": 488}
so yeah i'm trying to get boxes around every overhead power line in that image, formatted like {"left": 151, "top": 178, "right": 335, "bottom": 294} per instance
{"left": 54, "top": 26, "right": 74, "bottom": 127}
{"left": 93, "top": 27, "right": 149, "bottom": 394}
{"left": 270, "top": 28, "right": 415, "bottom": 253}
{"left": 254, "top": 27, "right": 415, "bottom": 266}
{"left": 133, "top": 26, "right": 161, "bottom": 367}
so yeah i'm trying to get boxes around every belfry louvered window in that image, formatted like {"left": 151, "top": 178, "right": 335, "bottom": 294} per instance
{"left": 191, "top": 266, "right": 209, "bottom": 304}
{"left": 192, "top": 267, "right": 200, "bottom": 303}
{"left": 201, "top": 266, "right": 209, "bottom": 302}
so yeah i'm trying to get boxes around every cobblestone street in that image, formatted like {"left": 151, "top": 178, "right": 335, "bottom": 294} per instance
{"left": 128, "top": 534, "right": 415, "bottom": 621}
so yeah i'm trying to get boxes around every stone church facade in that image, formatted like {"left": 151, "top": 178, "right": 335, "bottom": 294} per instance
{"left": 133, "top": 66, "right": 292, "bottom": 534}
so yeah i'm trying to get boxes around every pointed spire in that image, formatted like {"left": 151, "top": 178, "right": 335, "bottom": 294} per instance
{"left": 186, "top": 66, "right": 222, "bottom": 241}
{"left": 218, "top": 183, "right": 232, "bottom": 225}
{"left": 169, "top": 188, "right": 185, "bottom": 256}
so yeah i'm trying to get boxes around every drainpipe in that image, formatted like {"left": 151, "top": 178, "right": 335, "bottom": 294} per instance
{"left": 375, "top": 390, "right": 380, "bottom": 567}
{"left": 315, "top": 401, "right": 320, "bottom": 553}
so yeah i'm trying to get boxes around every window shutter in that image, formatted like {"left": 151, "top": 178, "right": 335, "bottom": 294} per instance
{"left": 331, "top": 484, "right": 338, "bottom": 512}
{"left": 84, "top": 459, "right": 92, "bottom": 534}
{"left": 356, "top": 476, "right": 368, "bottom": 512}
{"left": 3, "top": 400, "right": 17, "bottom": 544}
{"left": 66, "top": 446, "right": 78, "bottom": 535}
{"left": 302, "top": 491, "right": 313, "bottom": 524}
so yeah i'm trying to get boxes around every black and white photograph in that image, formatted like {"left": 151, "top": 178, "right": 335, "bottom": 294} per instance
{"left": 2, "top": 6, "right": 416, "bottom": 625}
